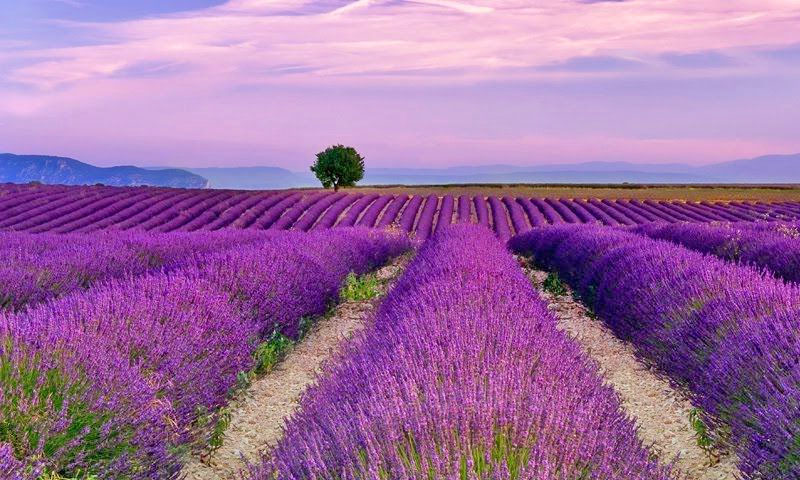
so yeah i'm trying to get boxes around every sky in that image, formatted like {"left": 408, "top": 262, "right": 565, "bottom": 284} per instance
{"left": 1, "top": 0, "right": 799, "bottom": 170}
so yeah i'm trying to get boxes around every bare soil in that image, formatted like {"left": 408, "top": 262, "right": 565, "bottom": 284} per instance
{"left": 182, "top": 252, "right": 743, "bottom": 479}
{"left": 181, "top": 256, "right": 410, "bottom": 480}
{"left": 524, "top": 264, "right": 740, "bottom": 480}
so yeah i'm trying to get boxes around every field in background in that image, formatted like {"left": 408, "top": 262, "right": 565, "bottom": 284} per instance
{"left": 2, "top": 181, "right": 800, "bottom": 479}
{"left": 352, "top": 183, "right": 800, "bottom": 201}
{"left": 3, "top": 183, "right": 800, "bottom": 241}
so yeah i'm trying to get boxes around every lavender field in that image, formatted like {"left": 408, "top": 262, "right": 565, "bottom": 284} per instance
{"left": 1, "top": 184, "right": 799, "bottom": 480}
{"left": 3, "top": 184, "right": 800, "bottom": 240}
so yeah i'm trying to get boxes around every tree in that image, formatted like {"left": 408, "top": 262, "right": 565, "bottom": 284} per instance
{"left": 310, "top": 145, "right": 365, "bottom": 192}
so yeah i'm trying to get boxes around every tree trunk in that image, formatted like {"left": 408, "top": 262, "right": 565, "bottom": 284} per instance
{"left": 334, "top": 183, "right": 339, "bottom": 192}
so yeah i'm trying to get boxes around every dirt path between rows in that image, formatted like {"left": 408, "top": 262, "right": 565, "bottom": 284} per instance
{"left": 522, "top": 262, "right": 740, "bottom": 480}
{"left": 182, "top": 256, "right": 410, "bottom": 480}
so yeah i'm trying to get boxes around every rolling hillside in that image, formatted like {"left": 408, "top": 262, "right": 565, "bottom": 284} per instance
{"left": 0, "top": 154, "right": 208, "bottom": 188}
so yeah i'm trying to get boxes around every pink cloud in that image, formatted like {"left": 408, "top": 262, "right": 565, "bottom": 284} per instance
{"left": 1, "top": 0, "right": 799, "bottom": 168}
{"left": 5, "top": 0, "right": 800, "bottom": 90}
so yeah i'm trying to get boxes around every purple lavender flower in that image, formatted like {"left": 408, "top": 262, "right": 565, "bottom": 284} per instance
{"left": 0, "top": 227, "right": 412, "bottom": 477}
{"left": 510, "top": 224, "right": 800, "bottom": 479}
{"left": 250, "top": 225, "right": 673, "bottom": 479}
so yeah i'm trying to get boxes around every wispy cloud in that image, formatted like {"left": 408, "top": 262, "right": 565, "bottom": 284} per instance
{"left": 50, "top": 0, "right": 86, "bottom": 7}
{"left": 660, "top": 51, "right": 738, "bottom": 69}
{"left": 759, "top": 42, "right": 800, "bottom": 62}
{"left": 538, "top": 55, "right": 646, "bottom": 72}
{"left": 0, "top": 0, "right": 798, "bottom": 168}
{"left": 4, "top": 0, "right": 799, "bottom": 90}
{"left": 406, "top": 0, "right": 493, "bottom": 14}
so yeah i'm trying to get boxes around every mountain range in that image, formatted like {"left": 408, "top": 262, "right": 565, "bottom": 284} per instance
{"left": 178, "top": 154, "right": 800, "bottom": 188}
{"left": 2, "top": 152, "right": 799, "bottom": 189}
{"left": 0, "top": 154, "right": 208, "bottom": 188}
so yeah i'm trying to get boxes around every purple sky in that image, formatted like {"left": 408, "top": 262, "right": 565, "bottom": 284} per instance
{"left": 1, "top": 0, "right": 799, "bottom": 170}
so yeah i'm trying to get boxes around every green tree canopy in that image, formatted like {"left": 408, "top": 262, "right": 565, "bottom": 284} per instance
{"left": 310, "top": 145, "right": 365, "bottom": 192}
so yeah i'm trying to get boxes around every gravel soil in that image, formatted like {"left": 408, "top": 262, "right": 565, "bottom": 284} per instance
{"left": 183, "top": 252, "right": 739, "bottom": 479}
{"left": 181, "top": 256, "right": 410, "bottom": 480}
{"left": 522, "top": 261, "right": 740, "bottom": 480}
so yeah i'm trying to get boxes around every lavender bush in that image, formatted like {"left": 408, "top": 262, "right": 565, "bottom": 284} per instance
{"left": 488, "top": 196, "right": 512, "bottom": 240}
{"left": 103, "top": 190, "right": 192, "bottom": 230}
{"left": 228, "top": 193, "right": 291, "bottom": 229}
{"left": 375, "top": 195, "right": 409, "bottom": 228}
{"left": 503, "top": 196, "right": 530, "bottom": 234}
{"left": 510, "top": 225, "right": 800, "bottom": 479}
{"left": 4, "top": 183, "right": 800, "bottom": 237}
{"left": 177, "top": 192, "right": 254, "bottom": 232}
{"left": 271, "top": 193, "right": 330, "bottom": 230}
{"left": 312, "top": 194, "right": 360, "bottom": 230}
{"left": 398, "top": 195, "right": 423, "bottom": 232}
{"left": 0, "top": 228, "right": 412, "bottom": 478}
{"left": 247, "top": 193, "right": 303, "bottom": 230}
{"left": 473, "top": 196, "right": 490, "bottom": 226}
{"left": 249, "top": 225, "right": 673, "bottom": 479}
{"left": 457, "top": 194, "right": 471, "bottom": 222}
{"left": 201, "top": 228, "right": 413, "bottom": 339}
{"left": 0, "top": 311, "right": 179, "bottom": 479}
{"left": 563, "top": 198, "right": 594, "bottom": 223}
{"left": 414, "top": 195, "right": 438, "bottom": 240}
{"left": 1, "top": 442, "right": 33, "bottom": 479}
{"left": 0, "top": 230, "right": 270, "bottom": 312}
{"left": 434, "top": 195, "right": 454, "bottom": 233}
{"left": 633, "top": 221, "right": 800, "bottom": 283}
{"left": 336, "top": 194, "right": 379, "bottom": 227}
{"left": 357, "top": 195, "right": 393, "bottom": 228}
{"left": 289, "top": 193, "right": 341, "bottom": 231}
{"left": 548, "top": 198, "right": 579, "bottom": 223}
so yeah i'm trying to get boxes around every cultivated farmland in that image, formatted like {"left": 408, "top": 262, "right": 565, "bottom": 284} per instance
{"left": 1, "top": 183, "right": 799, "bottom": 480}
{"left": 2, "top": 183, "right": 800, "bottom": 239}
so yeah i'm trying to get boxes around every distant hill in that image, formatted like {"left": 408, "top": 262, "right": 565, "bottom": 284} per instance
{"left": 147, "top": 163, "right": 710, "bottom": 189}
{"left": 153, "top": 153, "right": 800, "bottom": 189}
{"left": 359, "top": 167, "right": 708, "bottom": 185}
{"left": 361, "top": 155, "right": 800, "bottom": 184}
{"left": 5, "top": 152, "right": 799, "bottom": 190}
{"left": 0, "top": 154, "right": 208, "bottom": 188}
{"left": 181, "top": 166, "right": 306, "bottom": 189}
{"left": 697, "top": 154, "right": 800, "bottom": 183}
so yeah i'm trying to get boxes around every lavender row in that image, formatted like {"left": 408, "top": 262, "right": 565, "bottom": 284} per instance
{"left": 414, "top": 195, "right": 438, "bottom": 240}
{"left": 205, "top": 192, "right": 274, "bottom": 230}
{"left": 313, "top": 194, "right": 359, "bottom": 229}
{"left": 398, "top": 195, "right": 424, "bottom": 232}
{"left": 56, "top": 189, "right": 157, "bottom": 233}
{"left": 2, "top": 184, "right": 800, "bottom": 237}
{"left": 357, "top": 194, "right": 393, "bottom": 228}
{"left": 249, "top": 225, "right": 673, "bottom": 479}
{"left": 106, "top": 190, "right": 194, "bottom": 230}
{"left": 248, "top": 193, "right": 303, "bottom": 229}
{"left": 272, "top": 193, "right": 330, "bottom": 230}
{"left": 457, "top": 194, "right": 471, "bottom": 221}
{"left": 146, "top": 191, "right": 232, "bottom": 232}
{"left": 177, "top": 191, "right": 255, "bottom": 232}
{"left": 233, "top": 192, "right": 293, "bottom": 229}
{"left": 375, "top": 194, "right": 408, "bottom": 227}
{"left": 25, "top": 188, "right": 139, "bottom": 233}
{"left": 632, "top": 222, "right": 800, "bottom": 284}
{"left": 434, "top": 194, "right": 454, "bottom": 233}
{"left": 488, "top": 196, "right": 512, "bottom": 240}
{"left": 0, "top": 230, "right": 278, "bottom": 312}
{"left": 510, "top": 225, "right": 800, "bottom": 479}
{"left": 0, "top": 228, "right": 412, "bottom": 478}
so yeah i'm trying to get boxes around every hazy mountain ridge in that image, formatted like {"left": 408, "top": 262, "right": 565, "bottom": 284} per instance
{"left": 0, "top": 154, "right": 209, "bottom": 188}
{"left": 3, "top": 153, "right": 799, "bottom": 190}
{"left": 169, "top": 154, "right": 800, "bottom": 189}
{"left": 181, "top": 166, "right": 306, "bottom": 189}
